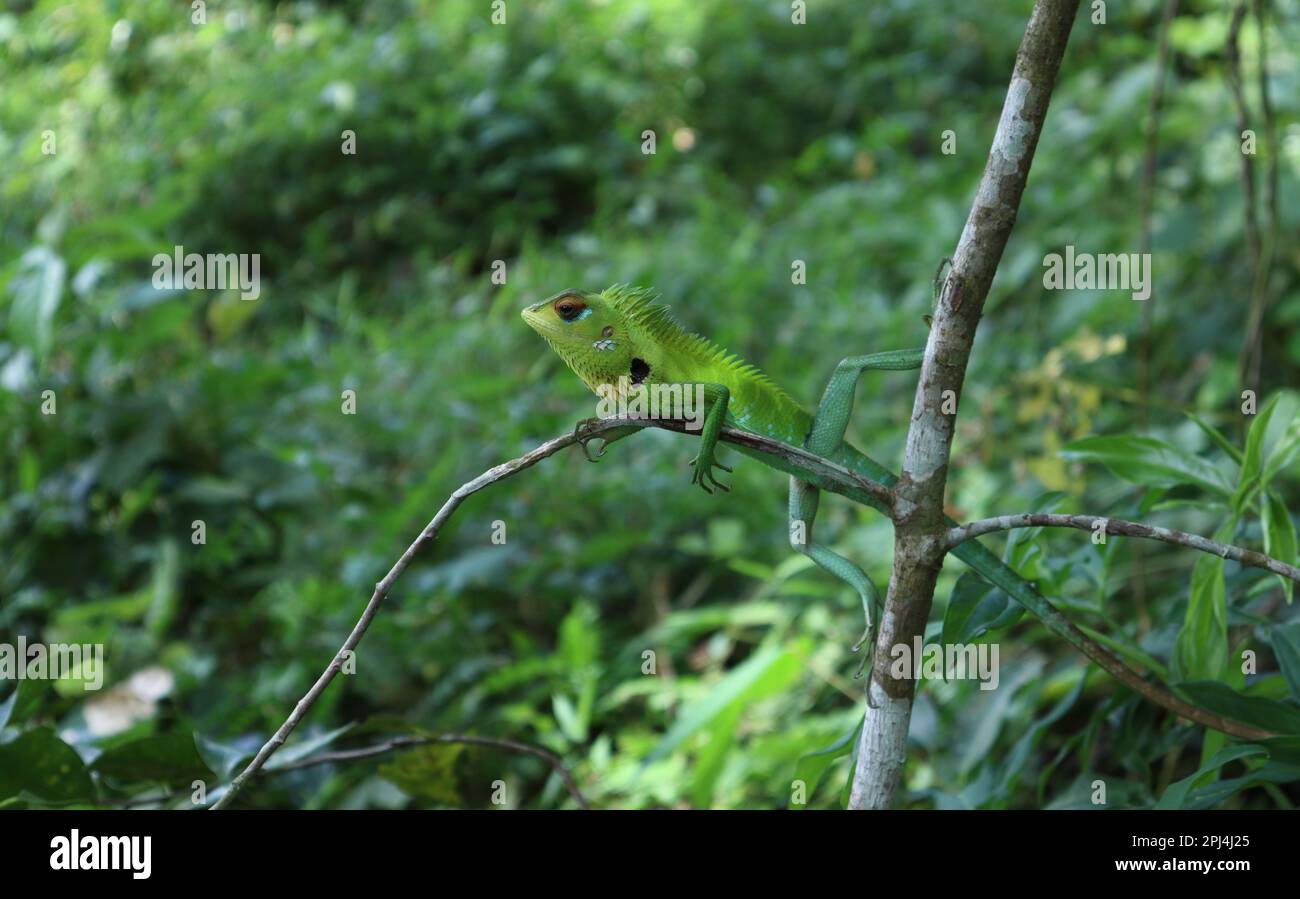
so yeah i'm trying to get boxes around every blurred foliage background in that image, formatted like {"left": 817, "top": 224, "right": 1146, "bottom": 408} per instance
{"left": 1, "top": 0, "right": 1299, "bottom": 810}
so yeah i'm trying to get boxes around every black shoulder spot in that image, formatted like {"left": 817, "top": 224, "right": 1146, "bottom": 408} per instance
{"left": 630, "top": 357, "right": 651, "bottom": 384}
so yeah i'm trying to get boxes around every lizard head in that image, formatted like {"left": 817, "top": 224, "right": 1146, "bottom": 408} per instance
{"left": 522, "top": 288, "right": 641, "bottom": 392}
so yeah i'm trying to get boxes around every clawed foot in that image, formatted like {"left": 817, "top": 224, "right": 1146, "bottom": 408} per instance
{"left": 688, "top": 454, "right": 733, "bottom": 494}
{"left": 849, "top": 600, "right": 879, "bottom": 699}
{"left": 574, "top": 418, "right": 641, "bottom": 462}
{"left": 851, "top": 624, "right": 876, "bottom": 683}
{"left": 573, "top": 419, "right": 609, "bottom": 462}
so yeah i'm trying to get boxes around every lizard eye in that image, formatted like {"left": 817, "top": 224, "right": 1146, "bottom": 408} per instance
{"left": 554, "top": 297, "right": 587, "bottom": 322}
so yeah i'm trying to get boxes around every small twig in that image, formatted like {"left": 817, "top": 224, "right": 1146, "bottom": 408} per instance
{"left": 1239, "top": 0, "right": 1280, "bottom": 390}
{"left": 1136, "top": 0, "right": 1180, "bottom": 433}
{"left": 210, "top": 418, "right": 896, "bottom": 809}
{"left": 946, "top": 512, "right": 1300, "bottom": 583}
{"left": 1225, "top": 0, "right": 1273, "bottom": 400}
{"left": 1225, "top": 1, "right": 1260, "bottom": 269}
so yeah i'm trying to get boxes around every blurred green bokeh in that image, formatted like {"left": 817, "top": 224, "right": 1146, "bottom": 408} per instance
{"left": 1, "top": 0, "right": 1298, "bottom": 809}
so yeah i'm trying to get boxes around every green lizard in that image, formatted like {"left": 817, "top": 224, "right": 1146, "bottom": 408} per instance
{"left": 522, "top": 284, "right": 1269, "bottom": 739}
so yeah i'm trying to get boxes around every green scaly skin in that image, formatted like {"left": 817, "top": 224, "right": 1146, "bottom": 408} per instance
{"left": 522, "top": 285, "right": 1270, "bottom": 739}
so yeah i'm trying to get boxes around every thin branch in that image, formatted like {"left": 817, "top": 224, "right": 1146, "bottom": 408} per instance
{"left": 1134, "top": 0, "right": 1181, "bottom": 637}
{"left": 1225, "top": 1, "right": 1260, "bottom": 269}
{"left": 210, "top": 417, "right": 896, "bottom": 809}
{"left": 1239, "top": 0, "right": 1280, "bottom": 390}
{"left": 1136, "top": 0, "right": 1180, "bottom": 432}
{"left": 946, "top": 512, "right": 1300, "bottom": 582}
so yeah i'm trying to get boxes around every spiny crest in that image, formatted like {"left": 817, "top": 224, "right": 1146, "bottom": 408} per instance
{"left": 600, "top": 284, "right": 795, "bottom": 399}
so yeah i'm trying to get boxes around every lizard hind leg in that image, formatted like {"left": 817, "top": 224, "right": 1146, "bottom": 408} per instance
{"left": 789, "top": 478, "right": 882, "bottom": 693}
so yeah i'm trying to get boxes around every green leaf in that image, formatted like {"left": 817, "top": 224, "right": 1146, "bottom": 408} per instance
{"left": 1175, "top": 681, "right": 1300, "bottom": 734}
{"left": 642, "top": 643, "right": 804, "bottom": 768}
{"left": 7, "top": 246, "right": 66, "bottom": 360}
{"left": 552, "top": 694, "right": 585, "bottom": 743}
{"left": 0, "top": 727, "right": 96, "bottom": 803}
{"left": 1180, "top": 761, "right": 1300, "bottom": 808}
{"left": 1076, "top": 624, "right": 1171, "bottom": 683}
{"left": 1004, "top": 491, "right": 1068, "bottom": 564}
{"left": 1172, "top": 554, "right": 1228, "bottom": 682}
{"left": 1185, "top": 412, "right": 1244, "bottom": 464}
{"left": 1061, "top": 434, "right": 1235, "bottom": 497}
{"left": 1262, "top": 491, "right": 1297, "bottom": 604}
{"left": 942, "top": 571, "right": 1023, "bottom": 645}
{"left": 263, "top": 722, "right": 356, "bottom": 770}
{"left": 195, "top": 733, "right": 255, "bottom": 780}
{"left": 1271, "top": 622, "right": 1300, "bottom": 704}
{"left": 4, "top": 678, "right": 50, "bottom": 726}
{"left": 0, "top": 686, "right": 18, "bottom": 730}
{"left": 790, "top": 714, "right": 863, "bottom": 810}
{"left": 994, "top": 672, "right": 1087, "bottom": 800}
{"left": 92, "top": 732, "right": 216, "bottom": 787}
{"left": 378, "top": 743, "right": 464, "bottom": 805}
{"left": 1259, "top": 736, "right": 1300, "bottom": 767}
{"left": 1238, "top": 392, "right": 1300, "bottom": 510}
{"left": 1156, "top": 743, "right": 1267, "bottom": 809}
{"left": 688, "top": 703, "right": 744, "bottom": 807}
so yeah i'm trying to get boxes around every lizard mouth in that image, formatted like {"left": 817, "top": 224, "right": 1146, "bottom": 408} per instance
{"left": 521, "top": 301, "right": 572, "bottom": 341}
{"left": 520, "top": 302, "right": 548, "bottom": 332}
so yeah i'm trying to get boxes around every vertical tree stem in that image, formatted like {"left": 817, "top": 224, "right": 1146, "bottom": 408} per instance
{"left": 848, "top": 0, "right": 1081, "bottom": 810}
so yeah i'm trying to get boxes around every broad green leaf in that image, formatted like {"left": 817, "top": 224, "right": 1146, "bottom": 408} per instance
{"left": 1237, "top": 394, "right": 1275, "bottom": 499}
{"left": 1260, "top": 736, "right": 1300, "bottom": 766}
{"left": 1260, "top": 414, "right": 1300, "bottom": 488}
{"left": 263, "top": 722, "right": 356, "bottom": 770}
{"left": 942, "top": 570, "right": 1022, "bottom": 645}
{"left": 1077, "top": 624, "right": 1171, "bottom": 682}
{"left": 1272, "top": 622, "right": 1300, "bottom": 703}
{"left": 689, "top": 703, "right": 744, "bottom": 807}
{"left": 1172, "top": 553, "right": 1228, "bottom": 682}
{"left": 7, "top": 246, "right": 66, "bottom": 360}
{"left": 552, "top": 694, "right": 585, "bottom": 743}
{"left": 1175, "top": 681, "right": 1300, "bottom": 734}
{"left": 1256, "top": 392, "right": 1300, "bottom": 474}
{"left": 1236, "top": 392, "right": 1300, "bottom": 511}
{"left": 195, "top": 733, "right": 256, "bottom": 780}
{"left": 91, "top": 732, "right": 216, "bottom": 786}
{"left": 1156, "top": 744, "right": 1267, "bottom": 809}
{"left": 959, "top": 660, "right": 1043, "bottom": 775}
{"left": 1061, "top": 435, "right": 1235, "bottom": 497}
{"left": 994, "top": 672, "right": 1087, "bottom": 800}
{"left": 1185, "top": 411, "right": 1244, "bottom": 464}
{"left": 0, "top": 687, "right": 18, "bottom": 729}
{"left": 558, "top": 601, "right": 601, "bottom": 671}
{"left": 643, "top": 643, "right": 803, "bottom": 767}
{"left": 790, "top": 714, "right": 863, "bottom": 810}
{"left": 0, "top": 727, "right": 96, "bottom": 803}
{"left": 1262, "top": 491, "right": 1297, "bottom": 604}
{"left": 1180, "top": 761, "right": 1300, "bottom": 808}
{"left": 378, "top": 743, "right": 464, "bottom": 805}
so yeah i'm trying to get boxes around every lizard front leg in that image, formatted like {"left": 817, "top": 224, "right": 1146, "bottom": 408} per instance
{"left": 687, "top": 383, "right": 733, "bottom": 494}
{"left": 572, "top": 417, "right": 641, "bottom": 462}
